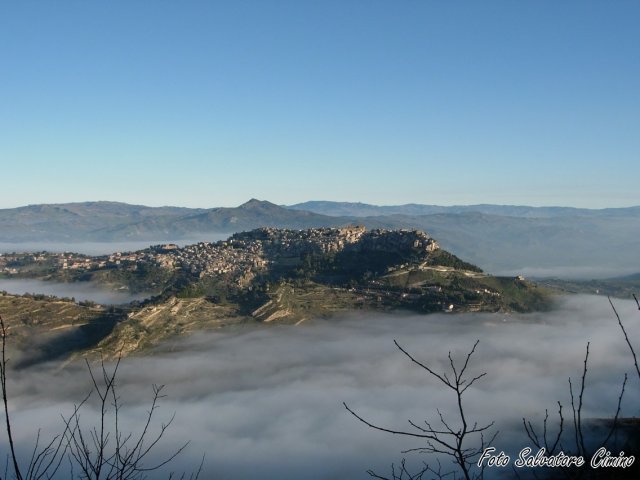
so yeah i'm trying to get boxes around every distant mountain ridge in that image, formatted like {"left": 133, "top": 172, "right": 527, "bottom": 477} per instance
{"left": 86, "top": 199, "right": 345, "bottom": 241}
{"left": 0, "top": 199, "right": 335, "bottom": 242}
{"left": 0, "top": 201, "right": 206, "bottom": 241}
{"left": 287, "top": 200, "right": 640, "bottom": 218}
{"left": 1, "top": 199, "right": 639, "bottom": 278}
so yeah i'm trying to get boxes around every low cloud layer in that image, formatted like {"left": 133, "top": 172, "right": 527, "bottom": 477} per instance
{"left": 0, "top": 278, "right": 151, "bottom": 305}
{"left": 493, "top": 265, "right": 640, "bottom": 280}
{"left": 489, "top": 265, "right": 638, "bottom": 280}
{"left": 4, "top": 295, "right": 640, "bottom": 479}
{"left": 0, "top": 236, "right": 231, "bottom": 256}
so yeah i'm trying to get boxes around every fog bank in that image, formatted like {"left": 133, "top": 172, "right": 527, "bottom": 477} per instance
{"left": 0, "top": 278, "right": 151, "bottom": 304}
{"left": 0, "top": 234, "right": 231, "bottom": 255}
{"left": 493, "top": 265, "right": 640, "bottom": 280}
{"left": 5, "top": 295, "right": 640, "bottom": 479}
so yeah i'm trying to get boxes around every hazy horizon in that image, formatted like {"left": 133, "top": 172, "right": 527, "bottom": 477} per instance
{"left": 0, "top": 235, "right": 231, "bottom": 256}
{"left": 1, "top": 198, "right": 640, "bottom": 211}
{"left": 0, "top": 278, "right": 154, "bottom": 305}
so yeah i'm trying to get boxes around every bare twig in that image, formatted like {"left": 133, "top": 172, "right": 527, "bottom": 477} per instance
{"left": 527, "top": 318, "right": 630, "bottom": 474}
{"left": 523, "top": 401, "right": 564, "bottom": 455}
{"left": 601, "top": 373, "right": 627, "bottom": 448}
{"left": 346, "top": 340, "right": 496, "bottom": 480}
{"left": 366, "top": 458, "right": 436, "bottom": 480}
{"left": 609, "top": 296, "right": 640, "bottom": 381}
{"left": 62, "top": 356, "right": 194, "bottom": 480}
{"left": 1, "top": 311, "right": 202, "bottom": 480}
{"left": 0, "top": 315, "right": 23, "bottom": 480}
{"left": 1, "top": 315, "right": 70, "bottom": 480}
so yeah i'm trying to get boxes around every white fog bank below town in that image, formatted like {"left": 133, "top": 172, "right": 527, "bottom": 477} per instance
{"left": 5, "top": 295, "right": 640, "bottom": 479}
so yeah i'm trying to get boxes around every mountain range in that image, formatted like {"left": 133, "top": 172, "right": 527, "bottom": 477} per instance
{"left": 1, "top": 199, "right": 638, "bottom": 278}
{"left": 288, "top": 200, "right": 640, "bottom": 218}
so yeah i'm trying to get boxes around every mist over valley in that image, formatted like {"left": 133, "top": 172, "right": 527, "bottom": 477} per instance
{"left": 0, "top": 278, "right": 152, "bottom": 305}
{"left": 6, "top": 296, "right": 640, "bottom": 479}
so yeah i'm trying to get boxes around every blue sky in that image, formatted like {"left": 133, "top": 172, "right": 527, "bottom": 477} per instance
{"left": 1, "top": 1, "right": 638, "bottom": 209}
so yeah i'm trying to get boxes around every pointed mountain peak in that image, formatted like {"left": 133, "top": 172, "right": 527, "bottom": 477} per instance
{"left": 238, "top": 199, "right": 280, "bottom": 210}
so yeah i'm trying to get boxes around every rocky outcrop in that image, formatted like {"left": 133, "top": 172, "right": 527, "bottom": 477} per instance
{"left": 352, "top": 229, "right": 439, "bottom": 254}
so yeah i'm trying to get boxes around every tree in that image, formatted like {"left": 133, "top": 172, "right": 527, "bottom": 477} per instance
{"left": 344, "top": 339, "right": 497, "bottom": 480}
{"left": 522, "top": 342, "right": 627, "bottom": 473}
{"left": 610, "top": 295, "right": 640, "bottom": 383}
{"left": 518, "top": 297, "right": 640, "bottom": 479}
{"left": 0, "top": 314, "right": 203, "bottom": 480}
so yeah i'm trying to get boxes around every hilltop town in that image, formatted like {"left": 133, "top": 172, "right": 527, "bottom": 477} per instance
{"left": 1, "top": 226, "right": 444, "bottom": 290}
{"left": 0, "top": 226, "right": 549, "bottom": 359}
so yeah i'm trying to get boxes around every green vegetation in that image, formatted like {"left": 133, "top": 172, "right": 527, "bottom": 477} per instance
{"left": 424, "top": 249, "right": 483, "bottom": 272}
{"left": 90, "top": 263, "right": 174, "bottom": 293}
{"left": 175, "top": 276, "right": 231, "bottom": 302}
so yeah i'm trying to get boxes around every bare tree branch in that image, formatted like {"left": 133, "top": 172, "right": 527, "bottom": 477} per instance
{"left": 0, "top": 315, "right": 23, "bottom": 480}
{"left": 62, "top": 358, "right": 195, "bottom": 480}
{"left": 609, "top": 296, "right": 640, "bottom": 382}
{"left": 346, "top": 339, "right": 496, "bottom": 480}
{"left": 1, "top": 312, "right": 202, "bottom": 480}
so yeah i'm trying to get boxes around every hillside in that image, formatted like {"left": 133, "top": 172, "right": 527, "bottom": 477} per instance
{"left": 0, "top": 292, "right": 124, "bottom": 367}
{"left": 0, "top": 201, "right": 205, "bottom": 242}
{"left": 0, "top": 227, "right": 550, "bottom": 360}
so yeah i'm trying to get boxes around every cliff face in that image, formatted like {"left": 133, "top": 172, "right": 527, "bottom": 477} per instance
{"left": 230, "top": 226, "right": 437, "bottom": 260}
{"left": 350, "top": 229, "right": 439, "bottom": 254}
{"left": 231, "top": 226, "right": 367, "bottom": 256}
